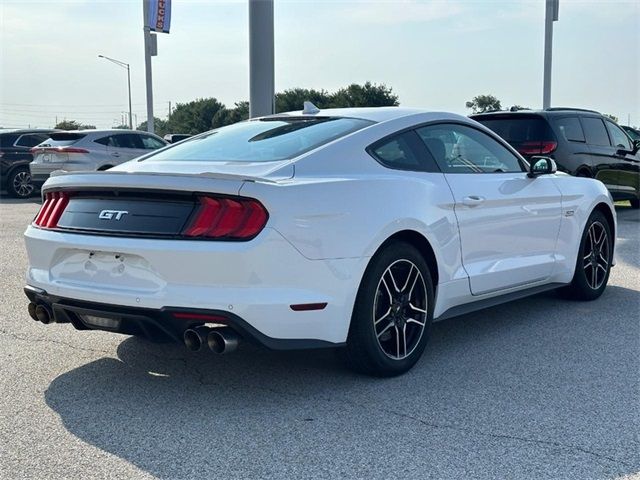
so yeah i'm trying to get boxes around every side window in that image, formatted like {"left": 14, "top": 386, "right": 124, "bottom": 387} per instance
{"left": 94, "top": 136, "right": 112, "bottom": 146}
{"left": 139, "top": 135, "right": 166, "bottom": 150}
{"left": 416, "top": 124, "right": 524, "bottom": 173}
{"left": 110, "top": 134, "right": 138, "bottom": 149}
{"left": 15, "top": 134, "right": 49, "bottom": 147}
{"left": 554, "top": 117, "right": 585, "bottom": 142}
{"left": 368, "top": 131, "right": 433, "bottom": 171}
{"left": 581, "top": 117, "right": 611, "bottom": 146}
{"left": 0, "top": 134, "right": 19, "bottom": 148}
{"left": 605, "top": 121, "right": 632, "bottom": 150}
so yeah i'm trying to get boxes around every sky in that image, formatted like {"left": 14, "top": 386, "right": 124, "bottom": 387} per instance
{"left": 0, "top": 0, "right": 638, "bottom": 129}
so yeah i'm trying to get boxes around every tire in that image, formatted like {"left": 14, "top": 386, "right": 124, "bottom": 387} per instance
{"left": 630, "top": 199, "right": 639, "bottom": 209}
{"left": 7, "top": 167, "right": 35, "bottom": 198}
{"left": 343, "top": 241, "right": 434, "bottom": 377}
{"left": 559, "top": 210, "right": 612, "bottom": 301}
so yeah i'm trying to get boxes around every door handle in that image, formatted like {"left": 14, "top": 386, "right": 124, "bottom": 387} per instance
{"left": 111, "top": 152, "right": 121, "bottom": 157}
{"left": 462, "top": 195, "right": 485, "bottom": 207}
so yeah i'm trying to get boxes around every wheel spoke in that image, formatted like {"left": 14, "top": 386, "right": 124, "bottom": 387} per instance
{"left": 597, "top": 264, "right": 607, "bottom": 274}
{"left": 598, "top": 253, "right": 608, "bottom": 266}
{"left": 588, "top": 226, "right": 596, "bottom": 251}
{"left": 394, "top": 325, "right": 400, "bottom": 358}
{"left": 595, "top": 227, "right": 606, "bottom": 248}
{"left": 387, "top": 269, "right": 401, "bottom": 293}
{"left": 402, "top": 324, "right": 407, "bottom": 359}
{"left": 377, "top": 321, "right": 394, "bottom": 338}
{"left": 406, "top": 318, "right": 425, "bottom": 327}
{"left": 400, "top": 265, "right": 415, "bottom": 292}
{"left": 381, "top": 277, "right": 393, "bottom": 303}
{"left": 375, "top": 308, "right": 392, "bottom": 325}
{"left": 591, "top": 263, "right": 597, "bottom": 288}
{"left": 409, "top": 302, "right": 426, "bottom": 314}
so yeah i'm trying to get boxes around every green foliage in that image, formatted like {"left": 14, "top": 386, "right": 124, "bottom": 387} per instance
{"left": 113, "top": 124, "right": 131, "bottom": 130}
{"left": 275, "top": 88, "right": 331, "bottom": 112}
{"left": 604, "top": 113, "right": 619, "bottom": 123}
{"left": 164, "top": 98, "right": 224, "bottom": 135}
{"left": 465, "top": 95, "right": 502, "bottom": 114}
{"left": 143, "top": 83, "right": 400, "bottom": 135}
{"left": 211, "top": 102, "right": 249, "bottom": 129}
{"left": 328, "top": 82, "right": 399, "bottom": 108}
{"left": 137, "top": 117, "right": 168, "bottom": 137}
{"left": 54, "top": 119, "right": 96, "bottom": 130}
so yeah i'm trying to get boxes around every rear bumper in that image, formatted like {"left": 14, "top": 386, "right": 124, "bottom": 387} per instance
{"left": 24, "top": 225, "right": 367, "bottom": 346}
{"left": 24, "top": 285, "right": 339, "bottom": 349}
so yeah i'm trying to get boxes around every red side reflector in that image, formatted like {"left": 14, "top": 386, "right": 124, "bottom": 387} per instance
{"left": 172, "top": 312, "right": 228, "bottom": 323}
{"left": 290, "top": 303, "right": 328, "bottom": 311}
{"left": 183, "top": 195, "right": 268, "bottom": 240}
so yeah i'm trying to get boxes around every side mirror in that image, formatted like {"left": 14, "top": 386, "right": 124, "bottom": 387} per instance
{"left": 528, "top": 156, "right": 557, "bottom": 178}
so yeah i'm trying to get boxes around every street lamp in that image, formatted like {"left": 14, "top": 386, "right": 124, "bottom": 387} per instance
{"left": 98, "top": 54, "right": 133, "bottom": 129}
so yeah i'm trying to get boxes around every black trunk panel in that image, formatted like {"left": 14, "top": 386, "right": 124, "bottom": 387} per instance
{"left": 57, "top": 195, "right": 196, "bottom": 236}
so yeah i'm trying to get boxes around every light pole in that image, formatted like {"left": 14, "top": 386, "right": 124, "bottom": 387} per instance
{"left": 543, "top": 0, "right": 559, "bottom": 109}
{"left": 249, "top": 0, "right": 275, "bottom": 118}
{"left": 98, "top": 54, "right": 133, "bottom": 129}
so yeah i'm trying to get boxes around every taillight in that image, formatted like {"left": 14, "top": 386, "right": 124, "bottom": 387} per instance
{"left": 30, "top": 147, "right": 90, "bottom": 154}
{"left": 517, "top": 141, "right": 557, "bottom": 156}
{"left": 183, "top": 195, "right": 268, "bottom": 240}
{"left": 33, "top": 191, "right": 70, "bottom": 228}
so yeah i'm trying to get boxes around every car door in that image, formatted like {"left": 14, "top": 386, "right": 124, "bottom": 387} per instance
{"left": 416, "top": 123, "right": 563, "bottom": 295}
{"left": 605, "top": 120, "right": 640, "bottom": 201}
{"left": 580, "top": 116, "right": 618, "bottom": 193}
{"left": 106, "top": 134, "right": 143, "bottom": 164}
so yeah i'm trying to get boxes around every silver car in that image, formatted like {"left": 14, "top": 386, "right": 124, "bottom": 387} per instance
{"left": 30, "top": 129, "right": 167, "bottom": 187}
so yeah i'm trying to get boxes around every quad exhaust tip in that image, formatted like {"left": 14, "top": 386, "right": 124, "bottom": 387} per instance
{"left": 183, "top": 326, "right": 240, "bottom": 354}
{"left": 30, "top": 303, "right": 53, "bottom": 324}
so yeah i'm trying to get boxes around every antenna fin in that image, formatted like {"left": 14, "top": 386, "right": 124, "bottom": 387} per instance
{"left": 302, "top": 101, "right": 320, "bottom": 114}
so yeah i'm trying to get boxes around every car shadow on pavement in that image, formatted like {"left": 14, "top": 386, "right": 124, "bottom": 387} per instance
{"left": 44, "top": 285, "right": 640, "bottom": 479}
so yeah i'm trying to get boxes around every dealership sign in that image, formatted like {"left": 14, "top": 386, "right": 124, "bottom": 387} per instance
{"left": 147, "top": 0, "right": 171, "bottom": 34}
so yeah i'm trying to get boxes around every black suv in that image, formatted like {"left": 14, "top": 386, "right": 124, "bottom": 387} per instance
{"left": 1, "top": 129, "right": 58, "bottom": 198}
{"left": 472, "top": 109, "right": 640, "bottom": 208}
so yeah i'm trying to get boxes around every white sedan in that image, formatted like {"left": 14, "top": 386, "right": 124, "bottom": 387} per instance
{"left": 23, "top": 107, "right": 616, "bottom": 376}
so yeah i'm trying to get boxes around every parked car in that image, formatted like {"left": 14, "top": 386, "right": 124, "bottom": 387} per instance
{"left": 621, "top": 125, "right": 640, "bottom": 142}
{"left": 0, "top": 129, "right": 59, "bottom": 198}
{"left": 163, "top": 133, "right": 192, "bottom": 143}
{"left": 30, "top": 129, "right": 168, "bottom": 187}
{"left": 24, "top": 107, "right": 616, "bottom": 376}
{"left": 472, "top": 108, "right": 640, "bottom": 209}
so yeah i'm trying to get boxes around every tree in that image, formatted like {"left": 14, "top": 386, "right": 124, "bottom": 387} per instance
{"left": 509, "top": 105, "right": 530, "bottom": 112}
{"left": 328, "top": 82, "right": 399, "bottom": 108}
{"left": 465, "top": 95, "right": 502, "bottom": 114}
{"left": 275, "top": 88, "right": 331, "bottom": 113}
{"left": 165, "top": 98, "right": 224, "bottom": 134}
{"left": 604, "top": 113, "right": 619, "bottom": 123}
{"left": 113, "top": 124, "right": 131, "bottom": 130}
{"left": 137, "top": 117, "right": 168, "bottom": 137}
{"left": 54, "top": 119, "right": 96, "bottom": 130}
{"left": 211, "top": 101, "right": 249, "bottom": 128}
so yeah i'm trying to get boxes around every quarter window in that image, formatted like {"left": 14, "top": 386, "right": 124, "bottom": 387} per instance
{"left": 605, "top": 121, "right": 632, "bottom": 150}
{"left": 139, "top": 135, "right": 166, "bottom": 149}
{"left": 581, "top": 118, "right": 610, "bottom": 146}
{"left": 416, "top": 124, "right": 524, "bottom": 173}
{"left": 554, "top": 117, "right": 585, "bottom": 142}
{"left": 369, "top": 131, "right": 428, "bottom": 171}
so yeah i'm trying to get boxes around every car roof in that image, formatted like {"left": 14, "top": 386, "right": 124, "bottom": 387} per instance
{"left": 471, "top": 108, "right": 602, "bottom": 118}
{"left": 0, "top": 128, "right": 59, "bottom": 135}
{"left": 263, "top": 106, "right": 444, "bottom": 123}
{"left": 58, "top": 129, "right": 153, "bottom": 135}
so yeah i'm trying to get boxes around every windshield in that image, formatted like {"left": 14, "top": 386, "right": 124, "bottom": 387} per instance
{"left": 144, "top": 117, "right": 374, "bottom": 163}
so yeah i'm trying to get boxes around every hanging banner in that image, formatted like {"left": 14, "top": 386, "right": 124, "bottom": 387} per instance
{"left": 147, "top": 0, "right": 171, "bottom": 34}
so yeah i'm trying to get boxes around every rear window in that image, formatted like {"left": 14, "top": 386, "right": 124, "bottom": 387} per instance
{"left": 41, "top": 132, "right": 87, "bottom": 147}
{"left": 145, "top": 117, "right": 373, "bottom": 163}
{"left": 474, "top": 116, "right": 554, "bottom": 143}
{"left": 0, "top": 134, "right": 19, "bottom": 148}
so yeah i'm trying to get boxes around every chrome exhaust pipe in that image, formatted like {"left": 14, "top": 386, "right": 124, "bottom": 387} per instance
{"left": 34, "top": 304, "right": 53, "bottom": 324}
{"left": 183, "top": 326, "right": 211, "bottom": 352}
{"left": 207, "top": 327, "right": 239, "bottom": 354}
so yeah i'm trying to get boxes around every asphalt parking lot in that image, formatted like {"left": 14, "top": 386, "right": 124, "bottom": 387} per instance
{"left": 0, "top": 198, "right": 638, "bottom": 480}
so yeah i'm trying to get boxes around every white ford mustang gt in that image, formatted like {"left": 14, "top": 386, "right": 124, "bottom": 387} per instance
{"left": 24, "top": 106, "right": 616, "bottom": 376}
